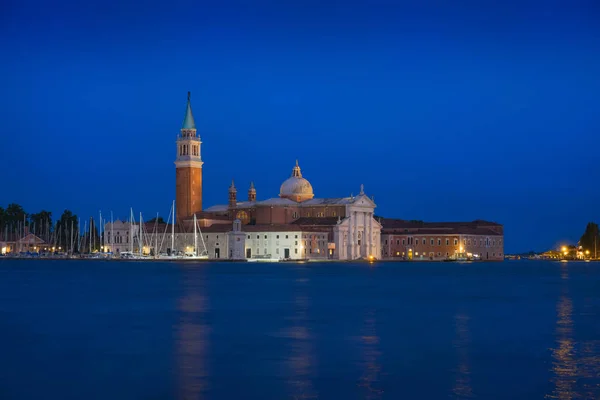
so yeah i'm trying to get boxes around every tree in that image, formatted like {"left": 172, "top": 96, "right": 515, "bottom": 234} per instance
{"left": 147, "top": 216, "right": 165, "bottom": 224}
{"left": 55, "top": 210, "right": 79, "bottom": 253}
{"left": 579, "top": 222, "right": 599, "bottom": 257}
{"left": 30, "top": 210, "right": 53, "bottom": 240}
{"left": 5, "top": 203, "right": 27, "bottom": 226}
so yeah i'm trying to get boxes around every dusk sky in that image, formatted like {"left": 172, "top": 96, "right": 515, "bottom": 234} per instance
{"left": 2, "top": 0, "right": 599, "bottom": 253}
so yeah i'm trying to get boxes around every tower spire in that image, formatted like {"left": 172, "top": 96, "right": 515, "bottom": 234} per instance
{"left": 291, "top": 160, "right": 302, "bottom": 178}
{"left": 182, "top": 91, "right": 196, "bottom": 130}
{"left": 248, "top": 181, "right": 256, "bottom": 202}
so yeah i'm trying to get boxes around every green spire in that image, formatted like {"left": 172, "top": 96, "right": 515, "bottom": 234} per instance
{"left": 182, "top": 91, "right": 196, "bottom": 130}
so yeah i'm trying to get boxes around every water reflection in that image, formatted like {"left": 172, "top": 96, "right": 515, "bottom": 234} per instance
{"left": 358, "top": 309, "right": 383, "bottom": 400}
{"left": 176, "top": 270, "right": 209, "bottom": 400}
{"left": 287, "top": 277, "right": 317, "bottom": 399}
{"left": 547, "top": 265, "right": 600, "bottom": 399}
{"left": 452, "top": 313, "right": 474, "bottom": 399}
{"left": 547, "top": 267, "right": 576, "bottom": 400}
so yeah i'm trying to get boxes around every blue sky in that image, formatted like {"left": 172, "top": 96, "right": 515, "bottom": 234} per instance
{"left": 1, "top": 0, "right": 599, "bottom": 252}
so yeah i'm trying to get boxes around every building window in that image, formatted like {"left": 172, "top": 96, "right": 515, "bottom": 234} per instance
{"left": 454, "top": 239, "right": 458, "bottom": 245}
{"left": 295, "top": 241, "right": 298, "bottom": 245}
{"left": 264, "top": 235, "right": 267, "bottom": 239}
{"left": 295, "top": 249, "right": 298, "bottom": 254}
{"left": 247, "top": 235, "right": 250, "bottom": 239}
{"left": 332, "top": 211, "right": 337, "bottom": 217}
{"left": 256, "top": 248, "right": 260, "bottom": 254}
{"left": 292, "top": 212, "right": 298, "bottom": 219}
{"left": 276, "top": 235, "right": 279, "bottom": 239}
{"left": 385, "top": 240, "right": 388, "bottom": 245}
{"left": 422, "top": 239, "right": 425, "bottom": 245}
{"left": 438, "top": 239, "right": 441, "bottom": 246}
{"left": 467, "top": 239, "right": 471, "bottom": 245}
{"left": 276, "top": 248, "right": 279, "bottom": 254}
{"left": 286, "top": 235, "right": 289, "bottom": 239}
{"left": 402, "top": 239, "right": 405, "bottom": 245}
{"left": 437, "top": 252, "right": 441, "bottom": 256}
{"left": 446, "top": 239, "right": 449, "bottom": 246}
{"left": 295, "top": 235, "right": 298, "bottom": 239}
{"left": 256, "top": 235, "right": 259, "bottom": 239}
{"left": 430, "top": 239, "right": 434, "bottom": 245}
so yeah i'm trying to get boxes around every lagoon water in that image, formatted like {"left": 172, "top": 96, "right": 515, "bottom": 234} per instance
{"left": 0, "top": 259, "right": 599, "bottom": 399}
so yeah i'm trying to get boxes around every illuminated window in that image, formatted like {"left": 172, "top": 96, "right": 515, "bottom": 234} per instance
{"left": 236, "top": 211, "right": 249, "bottom": 224}
{"left": 332, "top": 211, "right": 337, "bottom": 217}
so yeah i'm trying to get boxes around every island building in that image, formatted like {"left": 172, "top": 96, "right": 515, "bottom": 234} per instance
{"left": 379, "top": 219, "right": 504, "bottom": 261}
{"left": 104, "top": 92, "right": 381, "bottom": 260}
{"left": 103, "top": 92, "right": 502, "bottom": 261}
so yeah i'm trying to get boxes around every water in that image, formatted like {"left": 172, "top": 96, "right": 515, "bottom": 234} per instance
{"left": 0, "top": 260, "right": 599, "bottom": 400}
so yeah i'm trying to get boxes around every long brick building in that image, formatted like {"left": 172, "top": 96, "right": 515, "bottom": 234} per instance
{"left": 380, "top": 219, "right": 504, "bottom": 261}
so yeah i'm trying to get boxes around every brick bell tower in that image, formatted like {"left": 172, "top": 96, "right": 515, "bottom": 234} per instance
{"left": 175, "top": 92, "right": 203, "bottom": 222}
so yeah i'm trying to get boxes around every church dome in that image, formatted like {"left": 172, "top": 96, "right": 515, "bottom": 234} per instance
{"left": 279, "top": 160, "right": 314, "bottom": 202}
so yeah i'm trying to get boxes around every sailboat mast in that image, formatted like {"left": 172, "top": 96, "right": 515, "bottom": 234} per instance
{"left": 70, "top": 220, "right": 73, "bottom": 255}
{"left": 171, "top": 200, "right": 175, "bottom": 254}
{"left": 194, "top": 214, "right": 197, "bottom": 256}
{"left": 99, "top": 211, "right": 102, "bottom": 252}
{"left": 89, "top": 217, "right": 92, "bottom": 253}
{"left": 139, "top": 212, "right": 143, "bottom": 256}
{"left": 111, "top": 212, "right": 114, "bottom": 253}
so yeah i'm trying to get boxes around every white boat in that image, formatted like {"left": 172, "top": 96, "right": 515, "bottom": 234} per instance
{"left": 247, "top": 254, "right": 280, "bottom": 263}
{"left": 182, "top": 214, "right": 209, "bottom": 260}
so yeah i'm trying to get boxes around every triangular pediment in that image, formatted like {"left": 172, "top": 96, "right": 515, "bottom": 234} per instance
{"left": 353, "top": 194, "right": 376, "bottom": 207}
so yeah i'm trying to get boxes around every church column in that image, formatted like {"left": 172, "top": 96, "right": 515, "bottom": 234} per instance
{"left": 353, "top": 211, "right": 358, "bottom": 259}
{"left": 368, "top": 212, "right": 373, "bottom": 256}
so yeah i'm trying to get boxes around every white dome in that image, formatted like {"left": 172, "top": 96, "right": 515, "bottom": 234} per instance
{"left": 279, "top": 161, "right": 314, "bottom": 202}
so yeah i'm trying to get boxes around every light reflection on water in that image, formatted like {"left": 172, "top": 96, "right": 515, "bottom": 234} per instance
{"left": 176, "top": 270, "right": 209, "bottom": 400}
{"left": 287, "top": 277, "right": 318, "bottom": 400}
{"left": 452, "top": 313, "right": 474, "bottom": 399}
{"left": 547, "top": 266, "right": 600, "bottom": 399}
{"left": 358, "top": 309, "right": 383, "bottom": 400}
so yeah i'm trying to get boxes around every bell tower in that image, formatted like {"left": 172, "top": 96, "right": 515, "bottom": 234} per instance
{"left": 175, "top": 92, "right": 203, "bottom": 222}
